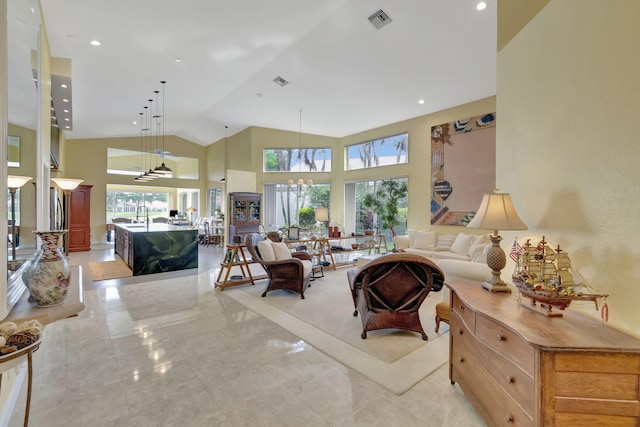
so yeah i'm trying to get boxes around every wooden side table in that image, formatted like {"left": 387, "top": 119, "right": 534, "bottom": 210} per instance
{"left": 0, "top": 339, "right": 42, "bottom": 427}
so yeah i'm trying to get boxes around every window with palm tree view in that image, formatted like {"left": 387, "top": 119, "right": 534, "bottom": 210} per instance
{"left": 263, "top": 148, "right": 332, "bottom": 172}
{"left": 345, "top": 133, "right": 408, "bottom": 170}
{"left": 345, "top": 177, "right": 408, "bottom": 243}
{"left": 263, "top": 183, "right": 330, "bottom": 236}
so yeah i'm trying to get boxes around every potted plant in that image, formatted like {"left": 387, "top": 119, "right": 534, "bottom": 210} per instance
{"left": 361, "top": 179, "right": 408, "bottom": 238}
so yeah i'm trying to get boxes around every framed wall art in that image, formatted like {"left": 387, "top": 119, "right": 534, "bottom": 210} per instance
{"left": 431, "top": 113, "right": 496, "bottom": 226}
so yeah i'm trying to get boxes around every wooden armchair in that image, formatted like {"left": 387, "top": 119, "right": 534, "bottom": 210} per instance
{"left": 245, "top": 233, "right": 313, "bottom": 299}
{"left": 346, "top": 253, "right": 445, "bottom": 340}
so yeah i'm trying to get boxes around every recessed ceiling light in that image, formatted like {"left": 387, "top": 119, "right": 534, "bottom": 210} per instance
{"left": 476, "top": 1, "right": 487, "bottom": 11}
{"left": 60, "top": 84, "right": 67, "bottom": 88}
{"left": 63, "top": 109, "right": 69, "bottom": 113}
{"left": 62, "top": 98, "right": 69, "bottom": 102}
{"left": 65, "top": 126, "right": 70, "bottom": 129}
{"left": 133, "top": 121, "right": 137, "bottom": 125}
{"left": 64, "top": 118, "right": 70, "bottom": 121}
{"left": 90, "top": 40, "right": 101, "bottom": 46}
{"left": 175, "top": 58, "right": 182, "bottom": 62}
{"left": 418, "top": 99, "right": 425, "bottom": 104}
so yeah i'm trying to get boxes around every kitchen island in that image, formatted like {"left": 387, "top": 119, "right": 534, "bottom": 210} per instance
{"left": 114, "top": 223, "right": 198, "bottom": 276}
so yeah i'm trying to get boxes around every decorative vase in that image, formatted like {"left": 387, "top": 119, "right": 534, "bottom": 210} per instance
{"left": 22, "top": 230, "right": 70, "bottom": 307}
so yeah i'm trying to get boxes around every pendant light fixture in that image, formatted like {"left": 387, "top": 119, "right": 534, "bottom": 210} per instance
{"left": 135, "top": 111, "right": 152, "bottom": 182}
{"left": 145, "top": 98, "right": 162, "bottom": 178}
{"left": 153, "top": 80, "right": 173, "bottom": 176}
{"left": 140, "top": 106, "right": 155, "bottom": 181}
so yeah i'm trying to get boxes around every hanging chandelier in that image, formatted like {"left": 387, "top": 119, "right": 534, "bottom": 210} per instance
{"left": 288, "top": 109, "right": 313, "bottom": 189}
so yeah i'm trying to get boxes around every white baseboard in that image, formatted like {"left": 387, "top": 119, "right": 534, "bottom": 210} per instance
{"left": 0, "top": 361, "right": 27, "bottom": 427}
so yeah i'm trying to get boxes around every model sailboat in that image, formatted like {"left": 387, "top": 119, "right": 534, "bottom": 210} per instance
{"left": 512, "top": 236, "right": 608, "bottom": 317}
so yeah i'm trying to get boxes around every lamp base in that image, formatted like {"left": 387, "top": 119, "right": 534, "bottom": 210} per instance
{"left": 481, "top": 280, "right": 512, "bottom": 293}
{"left": 482, "top": 231, "right": 512, "bottom": 293}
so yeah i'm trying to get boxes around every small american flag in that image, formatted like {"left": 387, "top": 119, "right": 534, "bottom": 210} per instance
{"left": 509, "top": 238, "right": 525, "bottom": 261}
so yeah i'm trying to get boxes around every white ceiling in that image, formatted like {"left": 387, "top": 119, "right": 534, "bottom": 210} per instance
{"left": 36, "top": 0, "right": 496, "bottom": 146}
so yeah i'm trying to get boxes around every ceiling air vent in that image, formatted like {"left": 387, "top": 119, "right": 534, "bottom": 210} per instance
{"left": 273, "top": 76, "right": 289, "bottom": 87}
{"left": 368, "top": 9, "right": 392, "bottom": 29}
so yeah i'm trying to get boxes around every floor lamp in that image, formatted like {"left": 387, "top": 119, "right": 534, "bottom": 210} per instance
{"left": 315, "top": 207, "right": 329, "bottom": 236}
{"left": 51, "top": 178, "right": 84, "bottom": 256}
{"left": 7, "top": 175, "right": 33, "bottom": 261}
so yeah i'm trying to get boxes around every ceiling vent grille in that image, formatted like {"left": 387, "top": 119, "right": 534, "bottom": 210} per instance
{"left": 368, "top": 9, "right": 392, "bottom": 29}
{"left": 273, "top": 76, "right": 289, "bottom": 87}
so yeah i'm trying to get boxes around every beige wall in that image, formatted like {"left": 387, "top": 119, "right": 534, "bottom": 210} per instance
{"left": 498, "top": 0, "right": 640, "bottom": 335}
{"left": 64, "top": 135, "right": 208, "bottom": 242}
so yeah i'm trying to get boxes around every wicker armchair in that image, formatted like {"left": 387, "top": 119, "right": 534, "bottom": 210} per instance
{"left": 245, "top": 233, "right": 313, "bottom": 299}
{"left": 346, "top": 253, "right": 445, "bottom": 340}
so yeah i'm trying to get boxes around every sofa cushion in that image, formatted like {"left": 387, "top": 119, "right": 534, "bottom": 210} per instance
{"left": 468, "top": 234, "right": 490, "bottom": 258}
{"left": 412, "top": 230, "right": 437, "bottom": 250}
{"left": 450, "top": 232, "right": 476, "bottom": 255}
{"left": 272, "top": 242, "right": 292, "bottom": 260}
{"left": 392, "top": 235, "right": 410, "bottom": 250}
{"left": 408, "top": 229, "right": 430, "bottom": 248}
{"left": 257, "top": 240, "right": 277, "bottom": 262}
{"left": 435, "top": 235, "right": 456, "bottom": 251}
{"left": 403, "top": 248, "right": 470, "bottom": 261}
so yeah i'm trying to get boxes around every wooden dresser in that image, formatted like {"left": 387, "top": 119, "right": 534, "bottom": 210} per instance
{"left": 446, "top": 279, "right": 640, "bottom": 427}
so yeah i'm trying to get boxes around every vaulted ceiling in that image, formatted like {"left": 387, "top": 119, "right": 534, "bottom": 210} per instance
{"left": 39, "top": 0, "right": 497, "bottom": 146}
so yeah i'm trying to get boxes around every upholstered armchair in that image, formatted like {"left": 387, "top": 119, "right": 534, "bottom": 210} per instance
{"left": 346, "top": 253, "right": 445, "bottom": 340}
{"left": 245, "top": 234, "right": 313, "bottom": 299}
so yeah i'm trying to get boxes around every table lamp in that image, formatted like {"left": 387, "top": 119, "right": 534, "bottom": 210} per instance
{"left": 466, "top": 190, "right": 527, "bottom": 292}
{"left": 51, "top": 177, "right": 84, "bottom": 255}
{"left": 8, "top": 175, "right": 33, "bottom": 260}
{"left": 187, "top": 207, "right": 197, "bottom": 224}
{"left": 315, "top": 207, "right": 329, "bottom": 236}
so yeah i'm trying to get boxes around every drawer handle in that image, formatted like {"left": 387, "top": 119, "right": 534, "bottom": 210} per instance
{"left": 505, "top": 413, "right": 514, "bottom": 423}
{"left": 458, "top": 356, "right": 464, "bottom": 363}
{"left": 497, "top": 334, "right": 506, "bottom": 341}
{"left": 458, "top": 328, "right": 463, "bottom": 335}
{"left": 507, "top": 375, "right": 514, "bottom": 384}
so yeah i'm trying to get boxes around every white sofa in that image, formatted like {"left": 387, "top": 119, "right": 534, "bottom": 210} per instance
{"left": 392, "top": 229, "right": 491, "bottom": 263}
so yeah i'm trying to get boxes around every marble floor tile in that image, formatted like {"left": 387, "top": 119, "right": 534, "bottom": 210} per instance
{"left": 6, "top": 245, "right": 485, "bottom": 427}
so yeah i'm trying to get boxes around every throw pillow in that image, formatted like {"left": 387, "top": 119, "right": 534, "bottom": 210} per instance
{"left": 409, "top": 229, "right": 433, "bottom": 248}
{"left": 272, "top": 242, "right": 292, "bottom": 260}
{"left": 257, "top": 240, "right": 276, "bottom": 262}
{"left": 450, "top": 233, "right": 476, "bottom": 255}
{"left": 468, "top": 234, "right": 490, "bottom": 258}
{"left": 435, "top": 235, "right": 456, "bottom": 251}
{"left": 412, "top": 230, "right": 437, "bottom": 250}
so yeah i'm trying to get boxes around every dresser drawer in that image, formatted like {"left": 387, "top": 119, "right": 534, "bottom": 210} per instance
{"left": 451, "top": 292, "right": 475, "bottom": 331}
{"left": 451, "top": 336, "right": 533, "bottom": 427}
{"left": 452, "top": 311, "right": 534, "bottom": 415}
{"left": 475, "top": 314, "right": 534, "bottom": 376}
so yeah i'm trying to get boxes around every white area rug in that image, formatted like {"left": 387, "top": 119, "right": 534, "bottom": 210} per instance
{"left": 225, "top": 266, "right": 450, "bottom": 395}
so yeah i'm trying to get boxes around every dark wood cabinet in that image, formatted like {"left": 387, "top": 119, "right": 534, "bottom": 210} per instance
{"left": 69, "top": 184, "right": 92, "bottom": 252}
{"left": 229, "top": 192, "right": 261, "bottom": 239}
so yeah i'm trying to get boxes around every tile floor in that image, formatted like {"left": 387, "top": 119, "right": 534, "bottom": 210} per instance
{"left": 7, "top": 244, "right": 486, "bottom": 427}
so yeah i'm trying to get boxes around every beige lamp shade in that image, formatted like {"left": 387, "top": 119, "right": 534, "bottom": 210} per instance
{"left": 52, "top": 177, "right": 84, "bottom": 191}
{"left": 466, "top": 192, "right": 527, "bottom": 232}
{"left": 187, "top": 207, "right": 197, "bottom": 213}
{"left": 315, "top": 207, "right": 329, "bottom": 222}
{"left": 8, "top": 175, "right": 32, "bottom": 189}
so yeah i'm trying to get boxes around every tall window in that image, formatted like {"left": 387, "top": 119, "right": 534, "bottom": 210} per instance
{"left": 263, "top": 183, "right": 330, "bottom": 230}
{"left": 263, "top": 148, "right": 332, "bottom": 172}
{"left": 345, "top": 133, "right": 408, "bottom": 170}
{"left": 177, "top": 189, "right": 200, "bottom": 217}
{"left": 344, "top": 177, "right": 408, "bottom": 239}
{"left": 208, "top": 187, "right": 223, "bottom": 216}
{"left": 106, "top": 190, "right": 169, "bottom": 222}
